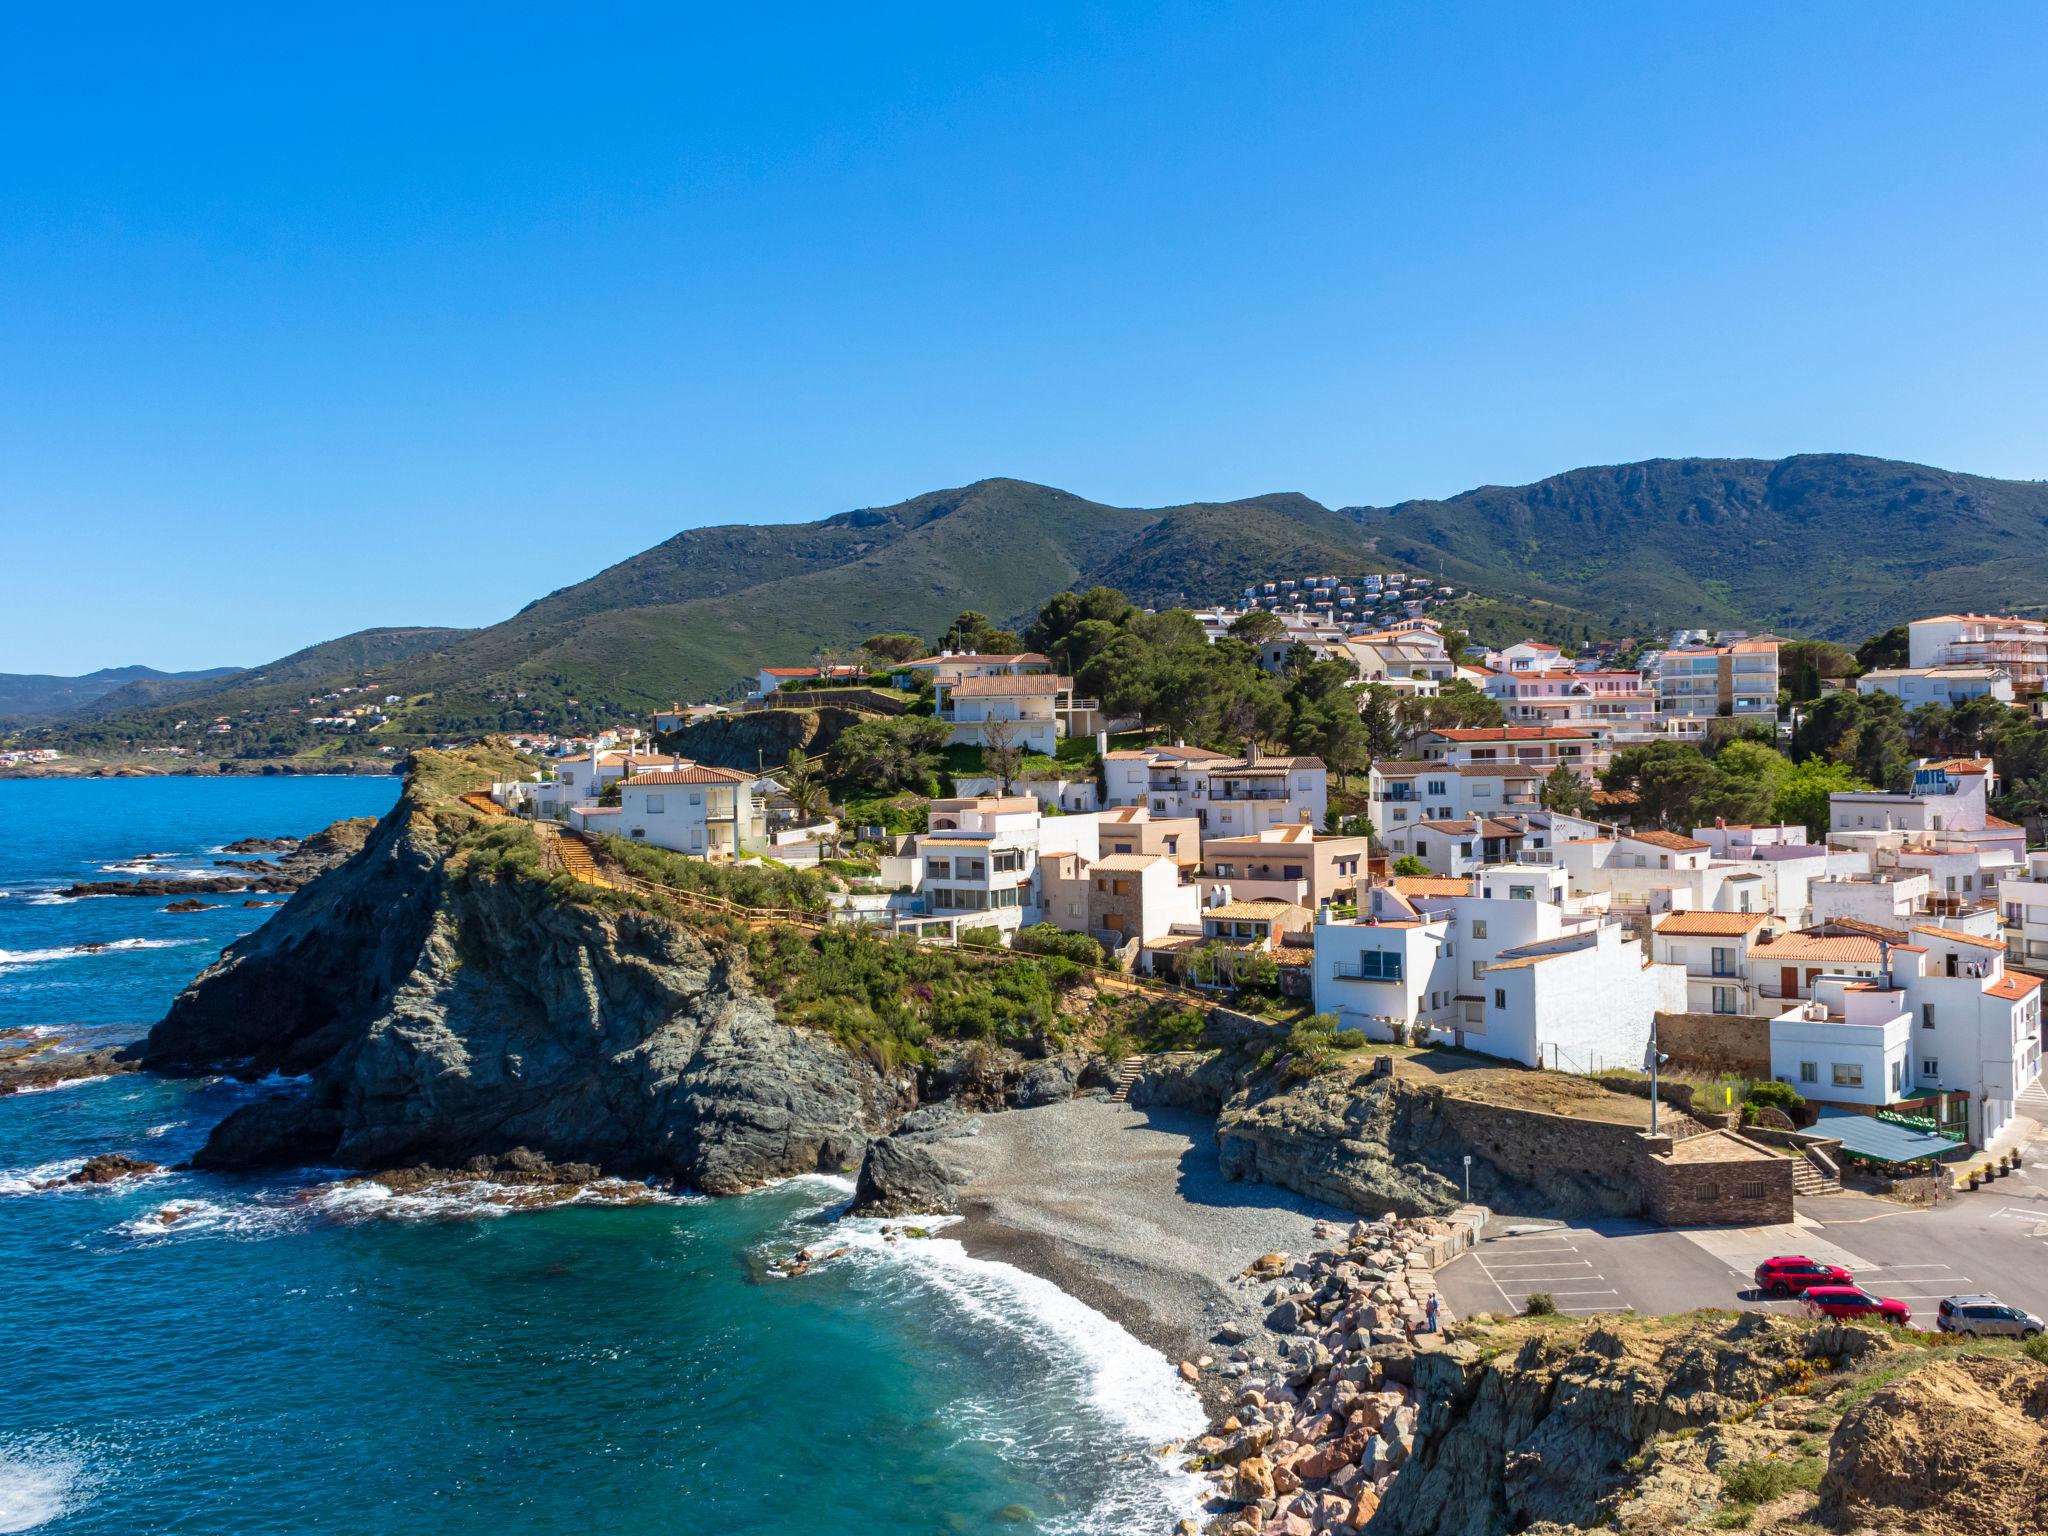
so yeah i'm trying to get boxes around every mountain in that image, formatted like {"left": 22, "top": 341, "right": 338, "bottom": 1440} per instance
{"left": 30, "top": 456, "right": 2048, "bottom": 754}
{"left": 1344, "top": 452, "right": 2048, "bottom": 644}
{"left": 0, "top": 664, "right": 244, "bottom": 723}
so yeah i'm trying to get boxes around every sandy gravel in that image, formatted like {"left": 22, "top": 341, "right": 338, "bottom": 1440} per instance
{"left": 943, "top": 1095, "right": 1352, "bottom": 1364}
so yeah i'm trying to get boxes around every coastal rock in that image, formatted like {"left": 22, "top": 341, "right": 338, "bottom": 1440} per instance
{"left": 38, "top": 1153, "right": 161, "bottom": 1187}
{"left": 162, "top": 748, "right": 908, "bottom": 1192}
{"left": 1004, "top": 1053, "right": 1081, "bottom": 1109}
{"left": 163, "top": 898, "right": 212, "bottom": 913}
{"left": 849, "top": 1133, "right": 962, "bottom": 1217}
{"left": 0, "top": 1041, "right": 138, "bottom": 1098}
{"left": 62, "top": 819, "right": 373, "bottom": 903}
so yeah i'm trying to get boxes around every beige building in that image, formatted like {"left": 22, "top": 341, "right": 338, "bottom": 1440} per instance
{"left": 1199, "top": 824, "right": 1369, "bottom": 910}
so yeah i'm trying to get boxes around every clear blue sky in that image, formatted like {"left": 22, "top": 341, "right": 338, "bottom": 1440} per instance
{"left": 5, "top": 3, "right": 2045, "bottom": 674}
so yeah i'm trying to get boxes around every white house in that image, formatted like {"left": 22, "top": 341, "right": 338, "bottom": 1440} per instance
{"left": 1770, "top": 981, "right": 1916, "bottom": 1109}
{"left": 1416, "top": 725, "right": 1607, "bottom": 777}
{"left": 1483, "top": 921, "right": 1688, "bottom": 1073}
{"left": 910, "top": 797, "right": 1101, "bottom": 941}
{"left": 1367, "top": 760, "right": 1543, "bottom": 843}
{"left": 935, "top": 674, "right": 1077, "bottom": 756}
{"left": 1107, "top": 744, "right": 1327, "bottom": 835}
{"left": 1856, "top": 666, "right": 2015, "bottom": 708}
{"left": 1649, "top": 910, "right": 1779, "bottom": 1015}
{"left": 615, "top": 767, "right": 772, "bottom": 858}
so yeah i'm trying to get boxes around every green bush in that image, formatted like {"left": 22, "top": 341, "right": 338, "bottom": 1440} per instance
{"left": 598, "top": 836, "right": 829, "bottom": 912}
{"left": 959, "top": 926, "right": 1005, "bottom": 950}
{"left": 1719, "top": 1455, "right": 1822, "bottom": 1508}
{"left": 1746, "top": 1080, "right": 1805, "bottom": 1114}
{"left": 1523, "top": 1293, "right": 1559, "bottom": 1317}
{"left": 2024, "top": 1334, "right": 2048, "bottom": 1366}
{"left": 1012, "top": 923, "right": 1106, "bottom": 967}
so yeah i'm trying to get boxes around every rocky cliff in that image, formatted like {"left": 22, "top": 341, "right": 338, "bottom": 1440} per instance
{"left": 143, "top": 745, "right": 912, "bottom": 1191}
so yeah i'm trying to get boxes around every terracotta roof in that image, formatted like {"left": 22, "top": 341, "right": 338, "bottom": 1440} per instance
{"left": 621, "top": 766, "right": 757, "bottom": 786}
{"left": 945, "top": 675, "right": 1070, "bottom": 697}
{"left": 1368, "top": 760, "right": 1433, "bottom": 774}
{"left": 1811, "top": 917, "right": 1912, "bottom": 942}
{"left": 1987, "top": 974, "right": 2042, "bottom": 1001}
{"left": 1911, "top": 925, "right": 2004, "bottom": 951}
{"left": 1212, "top": 756, "right": 1326, "bottom": 773}
{"left": 1206, "top": 899, "right": 1309, "bottom": 921}
{"left": 1924, "top": 758, "right": 1992, "bottom": 775}
{"left": 1653, "top": 912, "right": 1772, "bottom": 937}
{"left": 1453, "top": 763, "right": 1543, "bottom": 778}
{"left": 1390, "top": 875, "right": 1473, "bottom": 897}
{"left": 760, "top": 667, "right": 819, "bottom": 677}
{"left": 1749, "top": 933, "right": 1885, "bottom": 964}
{"left": 1624, "top": 830, "right": 1710, "bottom": 852}
{"left": 1090, "top": 853, "right": 1170, "bottom": 873}
{"left": 1984, "top": 814, "right": 2022, "bottom": 830}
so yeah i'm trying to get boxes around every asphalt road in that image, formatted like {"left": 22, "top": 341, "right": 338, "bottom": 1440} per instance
{"left": 1437, "top": 1124, "right": 2048, "bottom": 1328}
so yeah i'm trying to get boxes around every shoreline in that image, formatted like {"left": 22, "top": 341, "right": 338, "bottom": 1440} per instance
{"left": 937, "top": 1097, "right": 1353, "bottom": 1392}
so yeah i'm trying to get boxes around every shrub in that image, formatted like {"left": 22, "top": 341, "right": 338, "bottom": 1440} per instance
{"left": 1012, "top": 923, "right": 1106, "bottom": 967}
{"left": 1390, "top": 855, "right": 1432, "bottom": 877}
{"left": 1282, "top": 1011, "right": 1340, "bottom": 1075}
{"left": 2024, "top": 1334, "right": 2048, "bottom": 1366}
{"left": 1718, "top": 1455, "right": 1822, "bottom": 1507}
{"left": 959, "top": 926, "right": 1005, "bottom": 950}
{"left": 1041, "top": 955, "right": 1088, "bottom": 991}
{"left": 1523, "top": 1293, "right": 1558, "bottom": 1317}
{"left": 1746, "top": 1080, "right": 1805, "bottom": 1114}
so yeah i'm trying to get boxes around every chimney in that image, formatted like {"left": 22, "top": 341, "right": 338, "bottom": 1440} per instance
{"left": 1246, "top": 740, "right": 1262, "bottom": 765}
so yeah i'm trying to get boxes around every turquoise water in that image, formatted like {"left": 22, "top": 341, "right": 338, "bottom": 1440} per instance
{"left": 0, "top": 778, "right": 1202, "bottom": 1535}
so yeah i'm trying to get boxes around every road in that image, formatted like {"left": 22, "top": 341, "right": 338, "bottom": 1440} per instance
{"left": 1437, "top": 1125, "right": 2048, "bottom": 1327}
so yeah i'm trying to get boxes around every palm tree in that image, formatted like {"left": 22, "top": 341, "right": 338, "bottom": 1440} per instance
{"left": 782, "top": 749, "right": 830, "bottom": 824}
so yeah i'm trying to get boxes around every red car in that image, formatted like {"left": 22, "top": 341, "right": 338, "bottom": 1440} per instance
{"left": 1753, "top": 1255, "right": 1853, "bottom": 1298}
{"left": 1801, "top": 1285, "right": 1911, "bottom": 1326}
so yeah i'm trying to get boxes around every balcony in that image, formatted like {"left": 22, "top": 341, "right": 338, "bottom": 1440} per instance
{"left": 1211, "top": 786, "right": 1291, "bottom": 802}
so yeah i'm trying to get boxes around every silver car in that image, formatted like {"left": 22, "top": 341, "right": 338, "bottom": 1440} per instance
{"left": 1935, "top": 1294, "right": 2045, "bottom": 1339}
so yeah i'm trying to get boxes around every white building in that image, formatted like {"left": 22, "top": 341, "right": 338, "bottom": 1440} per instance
{"left": 1999, "top": 851, "right": 2048, "bottom": 969}
{"left": 935, "top": 674, "right": 1083, "bottom": 756}
{"left": 910, "top": 797, "right": 1101, "bottom": 940}
{"left": 1856, "top": 666, "right": 2015, "bottom": 708}
{"left": 615, "top": 766, "right": 773, "bottom": 858}
{"left": 1649, "top": 910, "right": 1779, "bottom": 1015}
{"left": 1907, "top": 613, "right": 2048, "bottom": 698}
{"left": 1104, "top": 744, "right": 1327, "bottom": 835}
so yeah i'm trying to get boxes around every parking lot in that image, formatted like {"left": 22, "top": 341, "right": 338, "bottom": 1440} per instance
{"left": 1437, "top": 1123, "right": 2048, "bottom": 1327}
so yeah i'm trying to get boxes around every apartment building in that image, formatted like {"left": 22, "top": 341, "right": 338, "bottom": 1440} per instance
{"left": 1106, "top": 744, "right": 1328, "bottom": 834}
{"left": 1654, "top": 639, "right": 1780, "bottom": 731}
{"left": 1908, "top": 613, "right": 2048, "bottom": 697}
{"left": 1199, "top": 824, "right": 1370, "bottom": 909}
{"left": 910, "top": 797, "right": 1101, "bottom": 940}
{"left": 1416, "top": 725, "right": 1607, "bottom": 777}
{"left": 1038, "top": 849, "right": 1200, "bottom": 954}
{"left": 1482, "top": 670, "right": 1658, "bottom": 741}
{"left": 1366, "top": 759, "right": 1544, "bottom": 842}
{"left": 1998, "top": 851, "right": 2048, "bottom": 969}
{"left": 1765, "top": 927, "right": 2043, "bottom": 1147}
{"left": 934, "top": 674, "right": 1096, "bottom": 756}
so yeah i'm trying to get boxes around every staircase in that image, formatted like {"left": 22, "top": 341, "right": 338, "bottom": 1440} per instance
{"left": 2019, "top": 1077, "right": 2048, "bottom": 1127}
{"left": 1792, "top": 1148, "right": 1843, "bottom": 1198}
{"left": 1109, "top": 1055, "right": 1146, "bottom": 1103}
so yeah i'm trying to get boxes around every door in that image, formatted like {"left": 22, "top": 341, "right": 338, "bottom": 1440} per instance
{"left": 1781, "top": 966, "right": 1798, "bottom": 999}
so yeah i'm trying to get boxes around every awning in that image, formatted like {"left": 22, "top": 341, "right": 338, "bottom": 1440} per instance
{"left": 1810, "top": 1109, "right": 1959, "bottom": 1165}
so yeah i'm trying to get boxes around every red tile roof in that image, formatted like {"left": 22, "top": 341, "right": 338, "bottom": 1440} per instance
{"left": 1653, "top": 912, "right": 1771, "bottom": 936}
{"left": 1624, "top": 830, "right": 1710, "bottom": 852}
{"left": 1911, "top": 925, "right": 2004, "bottom": 951}
{"left": 620, "top": 767, "right": 757, "bottom": 786}
{"left": 1987, "top": 973, "right": 2042, "bottom": 1001}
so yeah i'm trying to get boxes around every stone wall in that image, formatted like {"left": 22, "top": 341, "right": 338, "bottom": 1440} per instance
{"left": 1638, "top": 1131, "right": 1795, "bottom": 1226}
{"left": 1424, "top": 1094, "right": 1653, "bottom": 1216}
{"left": 1655, "top": 1010, "right": 1773, "bottom": 1076}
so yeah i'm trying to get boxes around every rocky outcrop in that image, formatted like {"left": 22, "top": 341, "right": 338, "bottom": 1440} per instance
{"left": 147, "top": 746, "right": 913, "bottom": 1194}
{"left": 849, "top": 1105, "right": 977, "bottom": 1216}
{"left": 1818, "top": 1355, "right": 2048, "bottom": 1536}
{"left": 0, "top": 1039, "right": 138, "bottom": 1097}
{"left": 35, "top": 1153, "right": 161, "bottom": 1187}
{"left": 657, "top": 706, "right": 872, "bottom": 771}
{"left": 59, "top": 818, "right": 374, "bottom": 901}
{"left": 1210, "top": 1064, "right": 1648, "bottom": 1221}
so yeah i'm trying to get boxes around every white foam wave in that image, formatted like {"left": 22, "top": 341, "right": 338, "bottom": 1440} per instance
{"left": 0, "top": 1160, "right": 87, "bottom": 1198}
{"left": 313, "top": 1175, "right": 700, "bottom": 1224}
{"left": 144, "top": 1122, "right": 183, "bottom": 1138}
{"left": 0, "top": 1440, "right": 91, "bottom": 1532}
{"left": 0, "top": 938, "right": 196, "bottom": 971}
{"left": 7, "top": 1075, "right": 112, "bottom": 1096}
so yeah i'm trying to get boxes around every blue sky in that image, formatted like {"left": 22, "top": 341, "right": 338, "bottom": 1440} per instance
{"left": 5, "top": 3, "right": 2045, "bottom": 674}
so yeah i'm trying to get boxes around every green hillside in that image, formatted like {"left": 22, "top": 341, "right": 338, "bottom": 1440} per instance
{"left": 1347, "top": 453, "right": 2048, "bottom": 642}
{"left": 30, "top": 455, "right": 2048, "bottom": 757}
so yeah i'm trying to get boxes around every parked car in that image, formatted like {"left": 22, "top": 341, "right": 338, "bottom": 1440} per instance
{"left": 1935, "top": 1295, "right": 2045, "bottom": 1339}
{"left": 1753, "top": 1255, "right": 1854, "bottom": 1298}
{"left": 1801, "top": 1285, "right": 1911, "bottom": 1326}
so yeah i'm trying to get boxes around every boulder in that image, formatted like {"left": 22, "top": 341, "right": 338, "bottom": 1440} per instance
{"left": 849, "top": 1134, "right": 961, "bottom": 1217}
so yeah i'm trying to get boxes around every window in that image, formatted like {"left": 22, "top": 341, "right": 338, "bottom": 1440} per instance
{"left": 1890, "top": 1060, "right": 1904, "bottom": 1094}
{"left": 1426, "top": 780, "right": 1448, "bottom": 796}
{"left": 1712, "top": 987, "right": 1738, "bottom": 1015}
{"left": 1509, "top": 884, "right": 1534, "bottom": 901}
{"left": 1473, "top": 961, "right": 1486, "bottom": 980}
{"left": 1798, "top": 1061, "right": 1817, "bottom": 1083}
{"left": 1213, "top": 862, "right": 1237, "bottom": 878}
{"left": 1922, "top": 1058, "right": 1939, "bottom": 1080}
{"left": 1740, "top": 1180, "right": 1765, "bottom": 1201}
{"left": 1282, "top": 864, "right": 1303, "bottom": 880}
{"left": 927, "top": 859, "right": 952, "bottom": 879}
{"left": 1470, "top": 919, "right": 1487, "bottom": 939}
{"left": 644, "top": 794, "right": 665, "bottom": 813}
{"left": 1922, "top": 1003, "right": 1936, "bottom": 1029}
{"left": 1341, "top": 950, "right": 1405, "bottom": 981}
{"left": 1493, "top": 988, "right": 1506, "bottom": 1009}
{"left": 1832, "top": 1063, "right": 1863, "bottom": 1088}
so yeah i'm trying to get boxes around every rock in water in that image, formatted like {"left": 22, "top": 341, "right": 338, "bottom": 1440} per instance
{"left": 39, "top": 1153, "right": 160, "bottom": 1187}
{"left": 850, "top": 1133, "right": 963, "bottom": 1217}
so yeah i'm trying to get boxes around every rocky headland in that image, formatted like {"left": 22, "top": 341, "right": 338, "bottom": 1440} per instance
{"left": 59, "top": 818, "right": 377, "bottom": 900}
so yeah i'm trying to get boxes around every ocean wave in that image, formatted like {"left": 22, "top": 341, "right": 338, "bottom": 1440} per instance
{"left": 0, "top": 938, "right": 197, "bottom": 971}
{"left": 144, "top": 1122, "right": 184, "bottom": 1138}
{"left": 0, "top": 1438, "right": 94, "bottom": 1532}
{"left": 7, "top": 1075, "right": 113, "bottom": 1096}
{"left": 813, "top": 1218, "right": 1208, "bottom": 1532}
{"left": 0, "top": 1160, "right": 87, "bottom": 1198}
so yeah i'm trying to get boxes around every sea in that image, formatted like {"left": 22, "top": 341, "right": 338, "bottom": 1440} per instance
{"left": 0, "top": 776, "right": 1204, "bottom": 1535}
